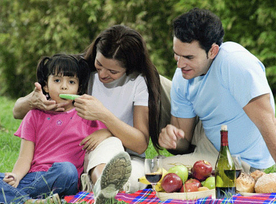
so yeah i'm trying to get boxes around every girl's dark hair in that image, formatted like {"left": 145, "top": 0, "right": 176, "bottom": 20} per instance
{"left": 173, "top": 8, "right": 224, "bottom": 54}
{"left": 37, "top": 53, "right": 91, "bottom": 95}
{"left": 84, "top": 25, "right": 162, "bottom": 150}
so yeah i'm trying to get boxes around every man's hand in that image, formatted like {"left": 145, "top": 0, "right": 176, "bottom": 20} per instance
{"left": 158, "top": 124, "right": 185, "bottom": 149}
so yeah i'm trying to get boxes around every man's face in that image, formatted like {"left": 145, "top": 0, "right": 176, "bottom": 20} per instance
{"left": 173, "top": 37, "right": 214, "bottom": 80}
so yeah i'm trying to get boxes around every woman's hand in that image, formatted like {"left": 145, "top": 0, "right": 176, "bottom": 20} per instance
{"left": 13, "top": 82, "right": 70, "bottom": 119}
{"left": 80, "top": 129, "right": 112, "bottom": 152}
{"left": 30, "top": 82, "right": 68, "bottom": 112}
{"left": 74, "top": 94, "right": 109, "bottom": 122}
{"left": 3, "top": 173, "right": 19, "bottom": 188}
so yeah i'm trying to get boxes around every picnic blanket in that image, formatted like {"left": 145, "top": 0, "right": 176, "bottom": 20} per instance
{"left": 64, "top": 189, "right": 276, "bottom": 204}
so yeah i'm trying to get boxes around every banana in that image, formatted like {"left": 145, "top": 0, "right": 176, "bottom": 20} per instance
{"left": 138, "top": 168, "right": 168, "bottom": 192}
{"left": 138, "top": 176, "right": 151, "bottom": 185}
{"left": 155, "top": 182, "right": 165, "bottom": 192}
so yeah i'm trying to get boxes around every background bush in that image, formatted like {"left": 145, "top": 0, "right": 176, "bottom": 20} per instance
{"left": 0, "top": 0, "right": 275, "bottom": 99}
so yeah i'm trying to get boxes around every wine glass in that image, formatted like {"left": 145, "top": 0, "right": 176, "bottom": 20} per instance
{"left": 144, "top": 157, "right": 163, "bottom": 192}
{"left": 232, "top": 154, "right": 244, "bottom": 178}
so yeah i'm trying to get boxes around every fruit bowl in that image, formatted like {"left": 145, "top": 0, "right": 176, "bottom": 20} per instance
{"left": 156, "top": 189, "right": 215, "bottom": 201}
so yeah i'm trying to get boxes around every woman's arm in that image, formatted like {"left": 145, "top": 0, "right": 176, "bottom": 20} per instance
{"left": 75, "top": 95, "right": 149, "bottom": 154}
{"left": 13, "top": 82, "right": 67, "bottom": 119}
{"left": 3, "top": 139, "right": 34, "bottom": 187}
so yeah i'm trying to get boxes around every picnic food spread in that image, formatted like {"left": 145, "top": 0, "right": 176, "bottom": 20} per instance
{"left": 138, "top": 160, "right": 215, "bottom": 193}
{"left": 254, "top": 173, "right": 276, "bottom": 193}
{"left": 236, "top": 170, "right": 276, "bottom": 194}
{"left": 236, "top": 172, "right": 255, "bottom": 193}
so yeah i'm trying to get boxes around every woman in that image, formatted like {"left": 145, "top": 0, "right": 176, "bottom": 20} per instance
{"left": 76, "top": 25, "right": 161, "bottom": 193}
{"left": 13, "top": 25, "right": 162, "bottom": 195}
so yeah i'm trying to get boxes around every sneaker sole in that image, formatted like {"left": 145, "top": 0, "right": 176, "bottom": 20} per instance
{"left": 95, "top": 152, "right": 132, "bottom": 203}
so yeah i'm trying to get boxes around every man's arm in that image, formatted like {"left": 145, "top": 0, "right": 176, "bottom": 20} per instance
{"left": 158, "top": 116, "right": 196, "bottom": 155}
{"left": 243, "top": 93, "right": 276, "bottom": 162}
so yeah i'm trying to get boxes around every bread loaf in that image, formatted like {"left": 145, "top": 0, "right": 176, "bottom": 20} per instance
{"left": 236, "top": 172, "right": 255, "bottom": 193}
{"left": 250, "top": 170, "right": 266, "bottom": 182}
{"left": 255, "top": 173, "right": 276, "bottom": 193}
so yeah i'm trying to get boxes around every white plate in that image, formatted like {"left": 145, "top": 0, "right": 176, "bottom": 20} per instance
{"left": 156, "top": 189, "right": 215, "bottom": 201}
{"left": 239, "top": 192, "right": 262, "bottom": 196}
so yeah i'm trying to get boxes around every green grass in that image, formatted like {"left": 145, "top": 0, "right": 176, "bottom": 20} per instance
{"left": 0, "top": 96, "right": 21, "bottom": 172}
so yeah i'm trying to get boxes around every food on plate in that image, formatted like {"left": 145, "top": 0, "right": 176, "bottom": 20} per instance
{"left": 250, "top": 170, "right": 266, "bottom": 182}
{"left": 236, "top": 172, "right": 255, "bottom": 193}
{"left": 161, "top": 173, "right": 183, "bottom": 193}
{"left": 201, "top": 176, "right": 215, "bottom": 189}
{"left": 255, "top": 173, "right": 276, "bottom": 193}
{"left": 167, "top": 165, "right": 189, "bottom": 183}
{"left": 182, "top": 178, "right": 202, "bottom": 192}
{"left": 198, "top": 186, "right": 210, "bottom": 191}
{"left": 148, "top": 160, "right": 214, "bottom": 194}
{"left": 191, "top": 160, "right": 213, "bottom": 181}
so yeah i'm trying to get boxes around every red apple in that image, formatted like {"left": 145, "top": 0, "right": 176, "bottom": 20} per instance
{"left": 161, "top": 173, "right": 183, "bottom": 193}
{"left": 181, "top": 178, "right": 202, "bottom": 192}
{"left": 191, "top": 160, "right": 212, "bottom": 181}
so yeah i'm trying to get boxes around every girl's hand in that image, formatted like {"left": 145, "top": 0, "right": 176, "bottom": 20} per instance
{"left": 3, "top": 173, "right": 19, "bottom": 188}
{"left": 80, "top": 129, "right": 112, "bottom": 152}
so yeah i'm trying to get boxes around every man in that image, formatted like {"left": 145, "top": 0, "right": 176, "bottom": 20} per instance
{"left": 157, "top": 8, "right": 276, "bottom": 172}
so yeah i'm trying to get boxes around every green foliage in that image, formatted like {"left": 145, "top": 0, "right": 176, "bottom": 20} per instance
{"left": 0, "top": 0, "right": 275, "bottom": 98}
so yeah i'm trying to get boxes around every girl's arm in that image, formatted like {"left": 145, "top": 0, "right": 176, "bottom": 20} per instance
{"left": 75, "top": 95, "right": 149, "bottom": 155}
{"left": 4, "top": 139, "right": 34, "bottom": 187}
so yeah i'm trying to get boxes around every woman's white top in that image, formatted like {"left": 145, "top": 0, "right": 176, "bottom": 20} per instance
{"left": 87, "top": 71, "right": 149, "bottom": 157}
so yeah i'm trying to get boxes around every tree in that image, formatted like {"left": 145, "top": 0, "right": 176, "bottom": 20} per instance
{"left": 0, "top": 0, "right": 275, "bottom": 98}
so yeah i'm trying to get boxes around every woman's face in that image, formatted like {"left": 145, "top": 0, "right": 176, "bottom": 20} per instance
{"left": 94, "top": 52, "right": 126, "bottom": 83}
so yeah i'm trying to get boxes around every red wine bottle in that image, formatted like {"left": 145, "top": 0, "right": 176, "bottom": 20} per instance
{"left": 215, "top": 125, "right": 236, "bottom": 199}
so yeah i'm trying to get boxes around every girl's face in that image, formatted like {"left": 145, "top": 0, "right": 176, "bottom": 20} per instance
{"left": 94, "top": 52, "right": 126, "bottom": 83}
{"left": 44, "top": 74, "right": 79, "bottom": 110}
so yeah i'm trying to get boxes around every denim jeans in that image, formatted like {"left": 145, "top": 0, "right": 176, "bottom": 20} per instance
{"left": 0, "top": 162, "right": 78, "bottom": 204}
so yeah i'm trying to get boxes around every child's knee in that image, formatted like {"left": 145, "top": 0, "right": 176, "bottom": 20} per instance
{"left": 54, "top": 162, "right": 78, "bottom": 180}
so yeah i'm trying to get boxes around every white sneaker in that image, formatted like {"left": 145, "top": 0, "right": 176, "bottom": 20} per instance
{"left": 93, "top": 152, "right": 132, "bottom": 204}
{"left": 80, "top": 173, "right": 93, "bottom": 192}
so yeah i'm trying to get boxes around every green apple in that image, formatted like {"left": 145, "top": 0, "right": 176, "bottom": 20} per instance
{"left": 167, "top": 165, "right": 188, "bottom": 183}
{"left": 201, "top": 176, "right": 215, "bottom": 189}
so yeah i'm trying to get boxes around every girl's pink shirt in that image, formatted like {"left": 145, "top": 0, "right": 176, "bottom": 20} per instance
{"left": 14, "top": 108, "right": 107, "bottom": 179}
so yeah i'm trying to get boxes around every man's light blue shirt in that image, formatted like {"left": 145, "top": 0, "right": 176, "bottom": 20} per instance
{"left": 171, "top": 42, "right": 275, "bottom": 169}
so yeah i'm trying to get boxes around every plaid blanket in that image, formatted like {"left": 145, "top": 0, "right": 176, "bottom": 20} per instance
{"left": 64, "top": 189, "right": 276, "bottom": 204}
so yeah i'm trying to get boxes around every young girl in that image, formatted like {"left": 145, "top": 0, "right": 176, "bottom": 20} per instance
{"left": 0, "top": 54, "right": 117, "bottom": 203}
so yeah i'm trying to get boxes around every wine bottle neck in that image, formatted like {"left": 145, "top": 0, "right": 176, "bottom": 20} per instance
{"left": 220, "top": 130, "right": 228, "bottom": 146}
